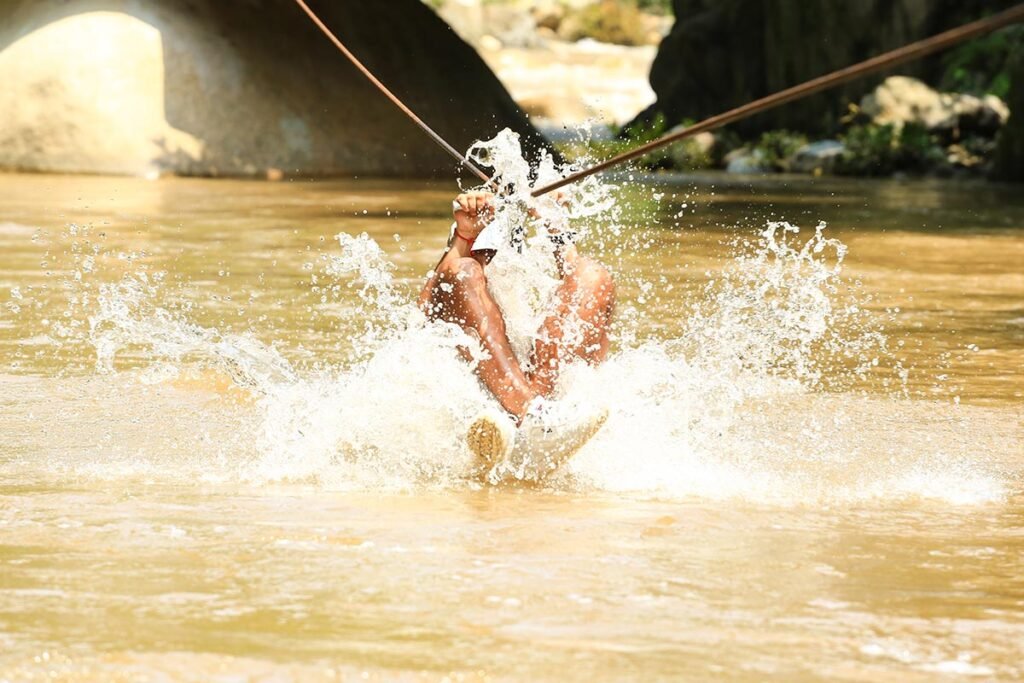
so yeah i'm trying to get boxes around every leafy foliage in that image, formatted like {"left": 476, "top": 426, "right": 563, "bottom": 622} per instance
{"left": 836, "top": 123, "right": 946, "bottom": 176}
{"left": 751, "top": 130, "right": 807, "bottom": 171}
{"left": 555, "top": 114, "right": 714, "bottom": 171}
{"left": 555, "top": 114, "right": 671, "bottom": 170}
{"left": 617, "top": 114, "right": 672, "bottom": 167}
{"left": 561, "top": 0, "right": 648, "bottom": 46}
{"left": 940, "top": 26, "right": 1023, "bottom": 99}
{"left": 635, "top": 0, "right": 674, "bottom": 15}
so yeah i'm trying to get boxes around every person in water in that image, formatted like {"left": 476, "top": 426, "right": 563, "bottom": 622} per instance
{"left": 419, "top": 190, "right": 614, "bottom": 482}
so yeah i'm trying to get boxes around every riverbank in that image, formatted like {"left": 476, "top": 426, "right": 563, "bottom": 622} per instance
{"left": 425, "top": 1, "right": 1020, "bottom": 181}
{"left": 554, "top": 75, "right": 1014, "bottom": 180}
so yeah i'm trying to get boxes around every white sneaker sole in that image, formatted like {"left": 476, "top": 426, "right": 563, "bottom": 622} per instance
{"left": 500, "top": 407, "right": 609, "bottom": 484}
{"left": 533, "top": 408, "right": 608, "bottom": 480}
{"left": 466, "top": 413, "right": 514, "bottom": 465}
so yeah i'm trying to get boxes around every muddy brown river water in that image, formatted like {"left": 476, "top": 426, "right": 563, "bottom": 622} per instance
{"left": 0, "top": 171, "right": 1022, "bottom": 681}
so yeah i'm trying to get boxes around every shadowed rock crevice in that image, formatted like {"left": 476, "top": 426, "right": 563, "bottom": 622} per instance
{"left": 994, "top": 47, "right": 1024, "bottom": 180}
{"left": 0, "top": 0, "right": 552, "bottom": 178}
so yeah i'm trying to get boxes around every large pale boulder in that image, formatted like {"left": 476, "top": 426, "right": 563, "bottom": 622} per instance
{"left": 0, "top": 0, "right": 551, "bottom": 178}
{"left": 861, "top": 76, "right": 1010, "bottom": 135}
{"left": 860, "top": 76, "right": 951, "bottom": 130}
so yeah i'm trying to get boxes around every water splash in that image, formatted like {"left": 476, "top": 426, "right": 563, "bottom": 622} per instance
{"left": 91, "top": 271, "right": 296, "bottom": 391}
{"left": 685, "top": 221, "right": 891, "bottom": 392}
{"left": 27, "top": 130, "right": 1007, "bottom": 504}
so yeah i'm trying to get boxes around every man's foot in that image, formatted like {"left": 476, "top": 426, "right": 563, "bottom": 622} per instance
{"left": 466, "top": 410, "right": 516, "bottom": 466}
{"left": 491, "top": 398, "right": 608, "bottom": 484}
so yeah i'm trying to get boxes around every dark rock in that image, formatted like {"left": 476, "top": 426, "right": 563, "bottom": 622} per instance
{"left": 631, "top": 0, "right": 1019, "bottom": 137}
{"left": 531, "top": 2, "right": 566, "bottom": 32}
{"left": 0, "top": 0, "right": 552, "bottom": 178}
{"left": 958, "top": 94, "right": 1010, "bottom": 135}
{"left": 995, "top": 47, "right": 1024, "bottom": 181}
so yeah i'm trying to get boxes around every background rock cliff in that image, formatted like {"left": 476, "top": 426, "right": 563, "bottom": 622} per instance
{"left": 631, "top": 0, "right": 1019, "bottom": 137}
{"left": 994, "top": 46, "right": 1024, "bottom": 180}
{"left": 0, "top": 0, "right": 550, "bottom": 178}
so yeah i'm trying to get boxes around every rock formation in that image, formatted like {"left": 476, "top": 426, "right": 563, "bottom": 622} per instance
{"left": 0, "top": 0, "right": 551, "bottom": 178}
{"left": 632, "top": 0, "right": 1019, "bottom": 137}
{"left": 861, "top": 76, "right": 1009, "bottom": 137}
{"left": 994, "top": 48, "right": 1024, "bottom": 180}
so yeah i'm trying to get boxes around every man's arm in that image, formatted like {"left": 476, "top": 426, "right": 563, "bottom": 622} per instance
{"left": 418, "top": 191, "right": 494, "bottom": 309}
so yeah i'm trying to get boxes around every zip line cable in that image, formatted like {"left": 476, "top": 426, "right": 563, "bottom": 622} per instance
{"left": 293, "top": 1, "right": 1024, "bottom": 197}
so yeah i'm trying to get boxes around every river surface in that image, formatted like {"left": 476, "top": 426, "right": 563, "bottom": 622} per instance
{"left": 1, "top": 171, "right": 1022, "bottom": 681}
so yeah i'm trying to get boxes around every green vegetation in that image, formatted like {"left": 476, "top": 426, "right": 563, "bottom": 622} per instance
{"left": 635, "top": 0, "right": 674, "bottom": 15}
{"left": 616, "top": 114, "right": 672, "bottom": 168}
{"left": 668, "top": 131, "right": 716, "bottom": 170}
{"left": 940, "top": 26, "right": 1023, "bottom": 99}
{"left": 555, "top": 114, "right": 715, "bottom": 171}
{"left": 560, "top": 0, "right": 649, "bottom": 46}
{"left": 750, "top": 130, "right": 807, "bottom": 171}
{"left": 558, "top": 119, "right": 972, "bottom": 179}
{"left": 558, "top": 121, "right": 814, "bottom": 174}
{"left": 554, "top": 114, "right": 669, "bottom": 170}
{"left": 835, "top": 123, "right": 945, "bottom": 176}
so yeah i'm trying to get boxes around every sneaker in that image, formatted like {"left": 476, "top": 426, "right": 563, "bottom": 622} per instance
{"left": 466, "top": 409, "right": 516, "bottom": 466}
{"left": 495, "top": 397, "right": 608, "bottom": 484}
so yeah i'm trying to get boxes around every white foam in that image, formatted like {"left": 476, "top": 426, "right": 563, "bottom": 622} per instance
{"left": 49, "top": 130, "right": 1009, "bottom": 505}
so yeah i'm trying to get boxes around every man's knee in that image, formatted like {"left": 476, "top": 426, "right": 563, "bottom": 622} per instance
{"left": 572, "top": 257, "right": 615, "bottom": 304}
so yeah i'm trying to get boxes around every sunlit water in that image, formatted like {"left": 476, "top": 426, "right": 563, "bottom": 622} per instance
{"left": 1, "top": 155, "right": 1022, "bottom": 680}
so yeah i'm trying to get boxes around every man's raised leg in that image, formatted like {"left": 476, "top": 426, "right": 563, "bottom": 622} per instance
{"left": 475, "top": 248, "right": 615, "bottom": 484}
{"left": 418, "top": 189, "right": 616, "bottom": 480}
{"left": 528, "top": 247, "right": 615, "bottom": 396}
